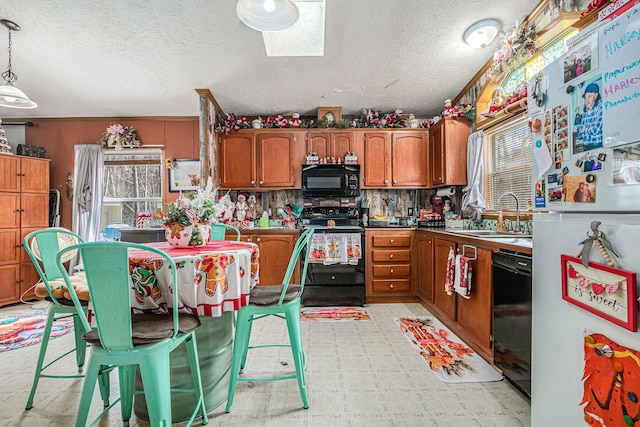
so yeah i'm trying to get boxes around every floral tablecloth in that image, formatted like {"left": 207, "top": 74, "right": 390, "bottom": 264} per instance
{"left": 128, "top": 241, "right": 259, "bottom": 317}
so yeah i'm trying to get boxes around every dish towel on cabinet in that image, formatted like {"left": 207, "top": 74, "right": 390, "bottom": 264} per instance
{"left": 445, "top": 248, "right": 455, "bottom": 296}
{"left": 453, "top": 255, "right": 472, "bottom": 299}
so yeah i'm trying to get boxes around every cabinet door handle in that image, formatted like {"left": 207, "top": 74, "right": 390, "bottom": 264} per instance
{"left": 16, "top": 209, "right": 24, "bottom": 212}
{"left": 256, "top": 237, "right": 261, "bottom": 242}
{"left": 384, "top": 179, "right": 388, "bottom": 184}
{"left": 389, "top": 283, "right": 394, "bottom": 289}
{"left": 393, "top": 179, "right": 397, "bottom": 184}
{"left": 389, "top": 254, "right": 394, "bottom": 259}
{"left": 259, "top": 180, "right": 264, "bottom": 185}
{"left": 16, "top": 244, "right": 23, "bottom": 248}
{"left": 390, "top": 268, "right": 394, "bottom": 274}
{"left": 251, "top": 180, "right": 255, "bottom": 185}
{"left": 331, "top": 275, "right": 335, "bottom": 280}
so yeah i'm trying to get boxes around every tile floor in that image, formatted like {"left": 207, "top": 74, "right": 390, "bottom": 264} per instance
{"left": 0, "top": 302, "right": 530, "bottom": 426}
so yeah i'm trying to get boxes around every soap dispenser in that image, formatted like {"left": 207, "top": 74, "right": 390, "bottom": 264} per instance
{"left": 496, "top": 211, "right": 506, "bottom": 232}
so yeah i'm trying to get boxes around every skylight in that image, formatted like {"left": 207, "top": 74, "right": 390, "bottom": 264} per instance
{"left": 262, "top": 0, "right": 326, "bottom": 57}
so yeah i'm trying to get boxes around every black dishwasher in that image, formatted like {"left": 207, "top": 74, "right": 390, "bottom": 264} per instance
{"left": 493, "top": 249, "right": 532, "bottom": 399}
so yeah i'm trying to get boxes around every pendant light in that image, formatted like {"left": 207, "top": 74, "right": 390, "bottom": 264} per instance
{"left": 0, "top": 19, "right": 37, "bottom": 109}
{"left": 237, "top": 0, "right": 299, "bottom": 32}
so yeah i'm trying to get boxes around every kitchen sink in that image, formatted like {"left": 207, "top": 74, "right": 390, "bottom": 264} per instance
{"left": 446, "top": 229, "right": 532, "bottom": 238}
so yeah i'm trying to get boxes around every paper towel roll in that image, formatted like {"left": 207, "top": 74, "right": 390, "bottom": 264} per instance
{"left": 436, "top": 187, "right": 456, "bottom": 197}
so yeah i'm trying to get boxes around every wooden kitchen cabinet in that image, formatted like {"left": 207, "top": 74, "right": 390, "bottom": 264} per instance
{"left": 429, "top": 118, "right": 470, "bottom": 187}
{"left": 415, "top": 233, "right": 434, "bottom": 303}
{"left": 456, "top": 245, "right": 493, "bottom": 357}
{"left": 0, "top": 155, "right": 49, "bottom": 306}
{"left": 360, "top": 130, "right": 429, "bottom": 188}
{"left": 219, "top": 130, "right": 301, "bottom": 189}
{"left": 433, "top": 237, "right": 457, "bottom": 321}
{"left": 306, "top": 131, "right": 354, "bottom": 160}
{"left": 240, "top": 230, "right": 299, "bottom": 287}
{"left": 366, "top": 229, "right": 413, "bottom": 301}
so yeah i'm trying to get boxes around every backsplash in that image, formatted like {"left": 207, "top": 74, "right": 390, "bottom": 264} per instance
{"left": 463, "top": 218, "right": 533, "bottom": 234}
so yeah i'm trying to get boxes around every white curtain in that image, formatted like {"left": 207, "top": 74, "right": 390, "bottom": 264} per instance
{"left": 461, "top": 131, "right": 486, "bottom": 224}
{"left": 72, "top": 144, "right": 104, "bottom": 242}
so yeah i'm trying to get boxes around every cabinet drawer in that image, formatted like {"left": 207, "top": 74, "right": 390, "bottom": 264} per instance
{"left": 372, "top": 249, "right": 410, "bottom": 262}
{"left": 372, "top": 264, "right": 410, "bottom": 277}
{"left": 372, "top": 235, "right": 410, "bottom": 247}
{"left": 372, "top": 278, "right": 410, "bottom": 292}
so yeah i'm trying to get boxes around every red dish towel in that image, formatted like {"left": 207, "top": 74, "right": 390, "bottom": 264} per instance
{"left": 445, "top": 248, "right": 455, "bottom": 296}
{"left": 454, "top": 255, "right": 473, "bottom": 299}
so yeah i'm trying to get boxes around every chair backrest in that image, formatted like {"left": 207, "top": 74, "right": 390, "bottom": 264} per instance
{"left": 24, "top": 228, "right": 84, "bottom": 305}
{"left": 56, "top": 241, "right": 179, "bottom": 351}
{"left": 278, "top": 228, "right": 315, "bottom": 306}
{"left": 210, "top": 222, "right": 241, "bottom": 241}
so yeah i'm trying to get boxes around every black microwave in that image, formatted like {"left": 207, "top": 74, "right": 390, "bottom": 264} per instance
{"left": 302, "top": 164, "right": 360, "bottom": 197}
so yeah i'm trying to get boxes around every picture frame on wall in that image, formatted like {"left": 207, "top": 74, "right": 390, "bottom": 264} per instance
{"left": 561, "top": 254, "right": 638, "bottom": 331}
{"left": 168, "top": 159, "right": 201, "bottom": 192}
{"left": 317, "top": 107, "right": 342, "bottom": 127}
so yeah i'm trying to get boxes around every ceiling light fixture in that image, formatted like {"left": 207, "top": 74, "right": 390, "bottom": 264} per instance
{"left": 0, "top": 19, "right": 36, "bottom": 109}
{"left": 463, "top": 19, "right": 501, "bottom": 49}
{"left": 237, "top": 0, "right": 300, "bottom": 32}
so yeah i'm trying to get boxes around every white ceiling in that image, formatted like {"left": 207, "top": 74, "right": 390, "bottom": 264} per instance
{"left": 0, "top": 0, "right": 541, "bottom": 120}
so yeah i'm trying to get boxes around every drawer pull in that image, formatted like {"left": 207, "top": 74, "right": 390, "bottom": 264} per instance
{"left": 390, "top": 268, "right": 394, "bottom": 274}
{"left": 389, "top": 254, "right": 394, "bottom": 259}
{"left": 390, "top": 239, "right": 394, "bottom": 243}
{"left": 256, "top": 238, "right": 261, "bottom": 242}
{"left": 389, "top": 283, "right": 394, "bottom": 289}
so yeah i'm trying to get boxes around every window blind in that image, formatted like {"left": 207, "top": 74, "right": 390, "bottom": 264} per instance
{"left": 483, "top": 116, "right": 532, "bottom": 211}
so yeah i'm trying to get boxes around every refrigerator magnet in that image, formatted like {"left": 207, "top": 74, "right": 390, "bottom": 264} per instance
{"left": 562, "top": 166, "right": 570, "bottom": 175}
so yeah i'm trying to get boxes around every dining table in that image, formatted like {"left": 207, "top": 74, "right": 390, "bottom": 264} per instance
{"left": 125, "top": 240, "right": 259, "bottom": 422}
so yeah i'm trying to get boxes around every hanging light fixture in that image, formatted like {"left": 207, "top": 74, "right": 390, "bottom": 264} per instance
{"left": 0, "top": 19, "right": 36, "bottom": 109}
{"left": 463, "top": 19, "right": 501, "bottom": 49}
{"left": 237, "top": 0, "right": 299, "bottom": 32}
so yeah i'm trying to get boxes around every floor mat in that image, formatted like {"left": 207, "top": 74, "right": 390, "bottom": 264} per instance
{"left": 0, "top": 311, "right": 74, "bottom": 352}
{"left": 301, "top": 306, "right": 370, "bottom": 322}
{"left": 395, "top": 316, "right": 502, "bottom": 383}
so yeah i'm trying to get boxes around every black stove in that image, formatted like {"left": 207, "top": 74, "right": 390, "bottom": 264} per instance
{"left": 300, "top": 197, "right": 366, "bottom": 307}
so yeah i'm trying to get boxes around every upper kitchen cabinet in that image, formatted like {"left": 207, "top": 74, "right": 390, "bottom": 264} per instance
{"left": 429, "top": 118, "right": 470, "bottom": 187}
{"left": 359, "top": 130, "right": 429, "bottom": 188}
{"left": 219, "top": 130, "right": 302, "bottom": 189}
{"left": 306, "top": 131, "right": 354, "bottom": 161}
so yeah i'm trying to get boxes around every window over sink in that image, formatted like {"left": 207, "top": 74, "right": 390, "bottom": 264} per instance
{"left": 483, "top": 115, "right": 532, "bottom": 210}
{"left": 102, "top": 149, "right": 163, "bottom": 229}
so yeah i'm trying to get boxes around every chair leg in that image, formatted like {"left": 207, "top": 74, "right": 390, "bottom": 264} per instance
{"left": 25, "top": 308, "right": 57, "bottom": 409}
{"left": 118, "top": 365, "right": 136, "bottom": 424}
{"left": 97, "top": 365, "right": 111, "bottom": 407}
{"left": 72, "top": 313, "right": 87, "bottom": 369}
{"left": 75, "top": 355, "right": 101, "bottom": 427}
{"left": 285, "top": 304, "right": 309, "bottom": 409}
{"left": 139, "top": 353, "right": 172, "bottom": 426}
{"left": 185, "top": 335, "right": 208, "bottom": 425}
{"left": 226, "top": 308, "right": 251, "bottom": 413}
{"left": 239, "top": 314, "right": 254, "bottom": 372}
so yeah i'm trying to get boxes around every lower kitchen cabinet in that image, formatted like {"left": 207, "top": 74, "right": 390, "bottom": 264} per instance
{"left": 433, "top": 237, "right": 457, "bottom": 321}
{"left": 455, "top": 246, "right": 493, "bottom": 358}
{"left": 366, "top": 229, "right": 413, "bottom": 301}
{"left": 415, "top": 233, "right": 434, "bottom": 303}
{"left": 240, "top": 230, "right": 299, "bottom": 287}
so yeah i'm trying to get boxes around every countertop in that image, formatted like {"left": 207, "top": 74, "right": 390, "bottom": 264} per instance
{"left": 416, "top": 228, "right": 532, "bottom": 254}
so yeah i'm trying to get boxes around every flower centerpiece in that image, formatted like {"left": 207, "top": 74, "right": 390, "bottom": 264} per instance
{"left": 100, "top": 123, "right": 141, "bottom": 150}
{"left": 163, "top": 178, "right": 222, "bottom": 247}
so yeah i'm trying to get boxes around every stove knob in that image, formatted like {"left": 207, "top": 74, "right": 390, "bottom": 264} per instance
{"left": 321, "top": 209, "right": 327, "bottom": 215}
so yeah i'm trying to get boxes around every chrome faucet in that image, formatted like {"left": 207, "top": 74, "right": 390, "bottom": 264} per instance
{"left": 498, "top": 192, "right": 520, "bottom": 233}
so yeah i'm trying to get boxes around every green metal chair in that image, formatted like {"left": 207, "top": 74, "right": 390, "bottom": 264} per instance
{"left": 23, "top": 228, "right": 110, "bottom": 410}
{"left": 56, "top": 241, "right": 208, "bottom": 427}
{"left": 210, "top": 222, "right": 241, "bottom": 241}
{"left": 226, "top": 228, "right": 315, "bottom": 412}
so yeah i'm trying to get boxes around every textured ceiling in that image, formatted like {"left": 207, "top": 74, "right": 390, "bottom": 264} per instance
{"left": 0, "top": 0, "right": 541, "bottom": 120}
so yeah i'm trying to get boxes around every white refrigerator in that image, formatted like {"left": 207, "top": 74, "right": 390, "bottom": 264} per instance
{"left": 528, "top": 5, "right": 640, "bottom": 426}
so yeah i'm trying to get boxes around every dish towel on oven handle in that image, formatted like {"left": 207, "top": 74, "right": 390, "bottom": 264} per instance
{"left": 308, "top": 233, "right": 362, "bottom": 265}
{"left": 445, "top": 248, "right": 455, "bottom": 296}
{"left": 454, "top": 254, "right": 472, "bottom": 299}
